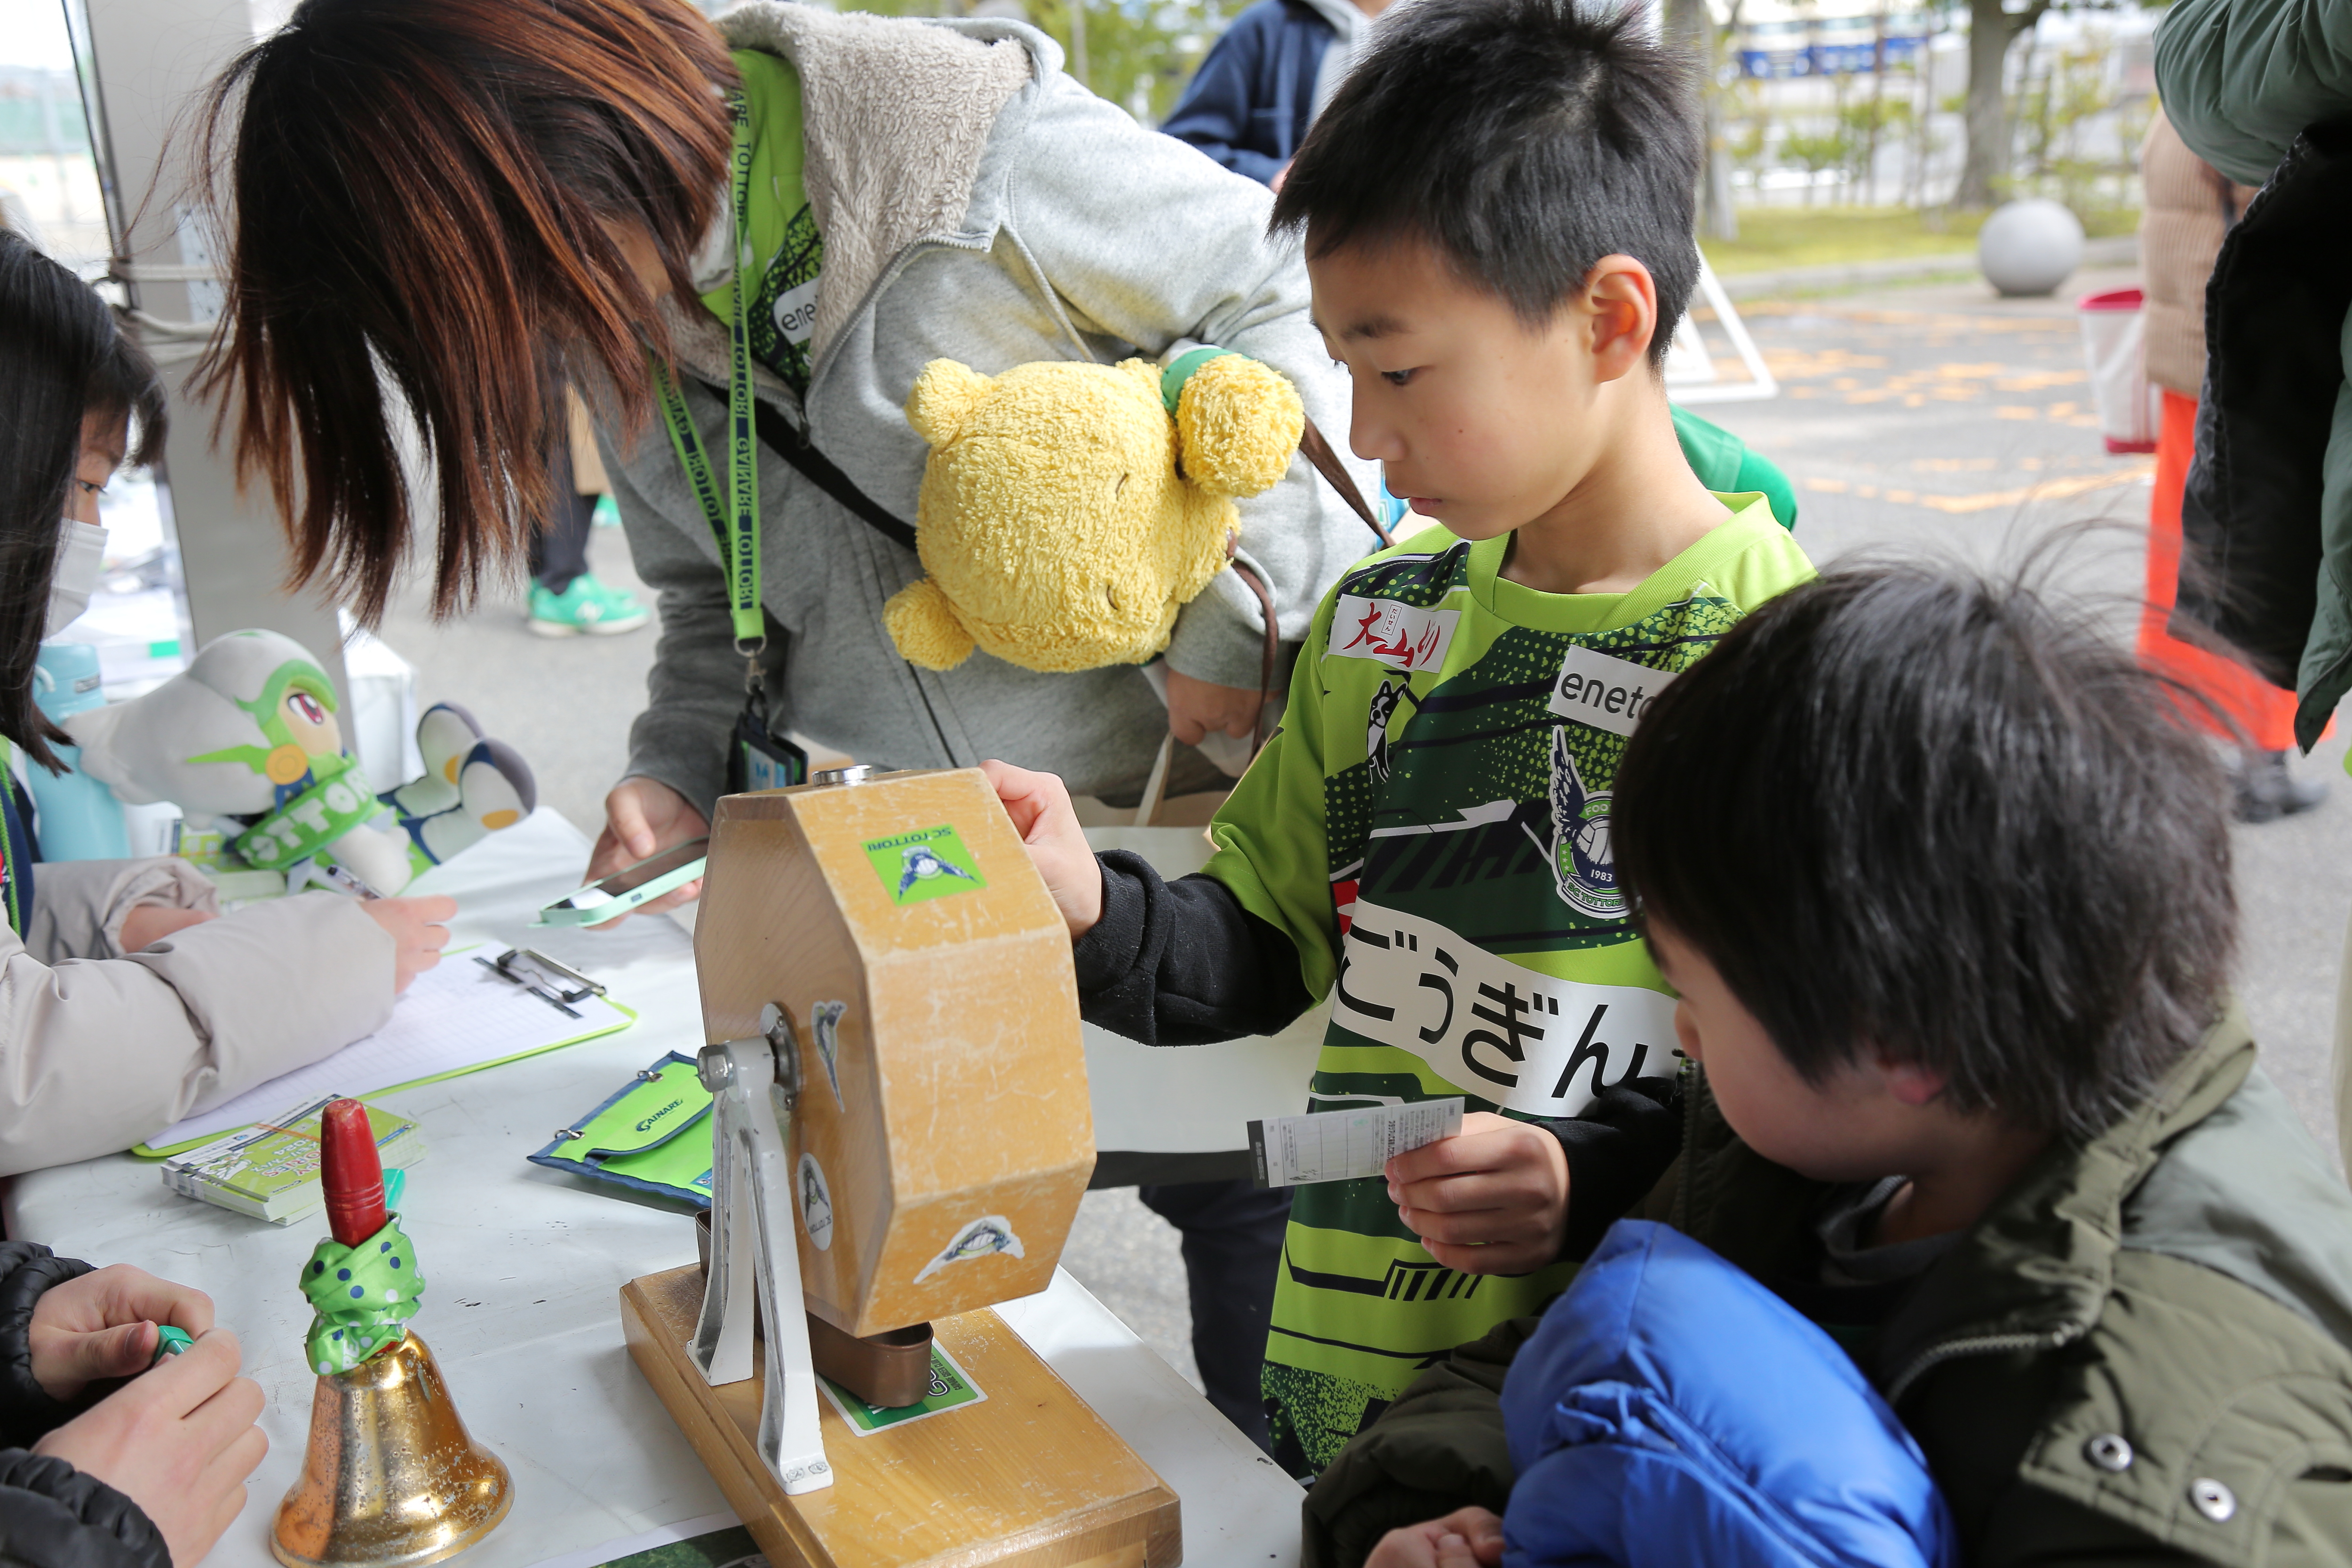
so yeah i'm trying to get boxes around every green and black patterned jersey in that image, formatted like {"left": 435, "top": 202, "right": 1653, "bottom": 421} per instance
{"left": 1202, "top": 495, "right": 1814, "bottom": 1471}
{"left": 698, "top": 50, "right": 823, "bottom": 396}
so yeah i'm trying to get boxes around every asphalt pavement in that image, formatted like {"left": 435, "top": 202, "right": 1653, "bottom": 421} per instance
{"left": 370, "top": 261, "right": 2348, "bottom": 1402}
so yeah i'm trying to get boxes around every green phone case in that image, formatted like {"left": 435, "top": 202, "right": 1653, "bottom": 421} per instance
{"left": 532, "top": 855, "right": 708, "bottom": 928}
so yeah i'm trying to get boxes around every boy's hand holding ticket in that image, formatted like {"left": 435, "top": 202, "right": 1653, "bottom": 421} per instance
{"left": 1388, "top": 1112, "right": 1573, "bottom": 1276}
{"left": 1254, "top": 1101, "right": 1575, "bottom": 1275}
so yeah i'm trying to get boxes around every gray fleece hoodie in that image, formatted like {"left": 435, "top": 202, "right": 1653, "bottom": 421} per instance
{"left": 601, "top": 2, "right": 1377, "bottom": 815}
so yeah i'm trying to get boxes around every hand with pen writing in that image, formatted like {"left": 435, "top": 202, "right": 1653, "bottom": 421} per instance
{"left": 29, "top": 1266, "right": 268, "bottom": 1567}
{"left": 116, "top": 891, "right": 450, "bottom": 995}
{"left": 359, "top": 897, "right": 456, "bottom": 992}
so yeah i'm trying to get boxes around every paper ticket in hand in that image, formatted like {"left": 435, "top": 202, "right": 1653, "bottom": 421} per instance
{"left": 1248, "top": 1099, "right": 1465, "bottom": 1188}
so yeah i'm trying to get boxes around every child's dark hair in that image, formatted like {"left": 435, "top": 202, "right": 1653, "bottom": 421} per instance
{"left": 1615, "top": 562, "right": 2236, "bottom": 1141}
{"left": 1270, "top": 0, "right": 1700, "bottom": 364}
{"left": 0, "top": 230, "right": 166, "bottom": 773}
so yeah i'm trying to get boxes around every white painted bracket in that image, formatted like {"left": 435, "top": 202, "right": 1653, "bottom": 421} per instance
{"left": 690, "top": 1010, "right": 833, "bottom": 1495}
{"left": 1664, "top": 260, "right": 1781, "bottom": 405}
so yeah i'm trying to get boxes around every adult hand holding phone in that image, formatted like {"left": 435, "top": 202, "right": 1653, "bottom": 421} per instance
{"left": 585, "top": 777, "right": 710, "bottom": 927}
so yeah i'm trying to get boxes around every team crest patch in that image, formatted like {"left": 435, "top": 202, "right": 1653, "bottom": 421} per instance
{"left": 1329, "top": 594, "right": 1459, "bottom": 673}
{"left": 915, "top": 1216, "right": 1025, "bottom": 1283}
{"left": 1547, "top": 731, "right": 1621, "bottom": 919}
{"left": 864, "top": 824, "right": 986, "bottom": 906}
{"left": 811, "top": 1000, "right": 847, "bottom": 1109}
{"left": 797, "top": 1151, "right": 835, "bottom": 1251}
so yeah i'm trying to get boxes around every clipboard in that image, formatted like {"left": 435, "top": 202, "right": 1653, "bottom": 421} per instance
{"left": 133, "top": 956, "right": 637, "bottom": 1157}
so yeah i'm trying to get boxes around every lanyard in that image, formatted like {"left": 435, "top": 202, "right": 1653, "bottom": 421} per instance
{"left": 654, "top": 91, "right": 765, "bottom": 661}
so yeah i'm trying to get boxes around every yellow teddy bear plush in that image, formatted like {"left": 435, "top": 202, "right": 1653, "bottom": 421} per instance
{"left": 883, "top": 348, "right": 1305, "bottom": 673}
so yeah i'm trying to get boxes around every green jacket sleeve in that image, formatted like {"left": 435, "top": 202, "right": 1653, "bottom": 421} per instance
{"left": 2155, "top": 0, "right": 2352, "bottom": 187}
{"left": 1968, "top": 1479, "right": 2352, "bottom": 1567}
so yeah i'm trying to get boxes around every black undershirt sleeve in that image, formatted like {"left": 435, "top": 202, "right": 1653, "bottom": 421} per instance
{"left": 1071, "top": 850, "right": 1314, "bottom": 1046}
{"left": 1540, "top": 1074, "right": 1687, "bottom": 1262}
{"left": 1071, "top": 847, "right": 1683, "bottom": 1264}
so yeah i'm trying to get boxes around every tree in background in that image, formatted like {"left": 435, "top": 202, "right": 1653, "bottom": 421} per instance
{"left": 2011, "top": 27, "right": 2147, "bottom": 213}
{"left": 1665, "top": 0, "right": 1743, "bottom": 240}
{"left": 838, "top": 0, "right": 1248, "bottom": 126}
{"left": 1840, "top": 91, "right": 1912, "bottom": 203}
{"left": 1955, "top": 0, "right": 2051, "bottom": 206}
{"left": 1780, "top": 125, "right": 1851, "bottom": 202}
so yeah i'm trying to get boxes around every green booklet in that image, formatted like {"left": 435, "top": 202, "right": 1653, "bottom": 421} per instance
{"left": 161, "top": 1095, "right": 425, "bottom": 1224}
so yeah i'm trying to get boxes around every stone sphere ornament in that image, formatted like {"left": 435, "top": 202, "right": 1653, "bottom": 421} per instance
{"left": 1978, "top": 199, "right": 2086, "bottom": 298}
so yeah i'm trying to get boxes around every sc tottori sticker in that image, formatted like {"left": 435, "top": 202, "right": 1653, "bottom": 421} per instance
{"left": 811, "top": 1000, "right": 847, "bottom": 1109}
{"left": 797, "top": 1152, "right": 834, "bottom": 1251}
{"left": 914, "top": 1215, "right": 1025, "bottom": 1283}
{"left": 863, "top": 824, "right": 987, "bottom": 907}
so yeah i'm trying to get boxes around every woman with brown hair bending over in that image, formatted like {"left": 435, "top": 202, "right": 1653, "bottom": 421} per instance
{"left": 191, "top": 0, "right": 1367, "bottom": 908}
{"left": 191, "top": 0, "right": 1360, "bottom": 1455}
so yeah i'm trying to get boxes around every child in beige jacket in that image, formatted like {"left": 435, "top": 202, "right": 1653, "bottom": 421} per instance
{"left": 0, "top": 230, "right": 451, "bottom": 1175}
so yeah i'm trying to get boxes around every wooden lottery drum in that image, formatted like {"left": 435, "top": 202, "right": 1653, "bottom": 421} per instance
{"left": 692, "top": 766, "right": 1094, "bottom": 1338}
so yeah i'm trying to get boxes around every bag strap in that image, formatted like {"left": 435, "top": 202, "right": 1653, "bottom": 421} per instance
{"left": 714, "top": 383, "right": 1388, "bottom": 559}
{"left": 1300, "top": 414, "right": 1394, "bottom": 549}
{"left": 697, "top": 378, "right": 919, "bottom": 554}
{"left": 704, "top": 381, "right": 1379, "bottom": 768}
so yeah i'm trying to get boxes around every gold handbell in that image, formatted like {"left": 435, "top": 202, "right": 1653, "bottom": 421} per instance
{"left": 270, "top": 1332, "right": 513, "bottom": 1568}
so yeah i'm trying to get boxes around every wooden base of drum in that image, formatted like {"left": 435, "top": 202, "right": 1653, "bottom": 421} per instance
{"left": 620, "top": 1266, "right": 1182, "bottom": 1568}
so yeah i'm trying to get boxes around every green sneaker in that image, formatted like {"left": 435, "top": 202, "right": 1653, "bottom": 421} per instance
{"left": 528, "top": 574, "right": 650, "bottom": 637}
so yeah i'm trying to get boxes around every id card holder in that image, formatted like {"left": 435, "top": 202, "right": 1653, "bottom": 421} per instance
{"left": 729, "top": 689, "right": 808, "bottom": 794}
{"left": 724, "top": 632, "right": 805, "bottom": 794}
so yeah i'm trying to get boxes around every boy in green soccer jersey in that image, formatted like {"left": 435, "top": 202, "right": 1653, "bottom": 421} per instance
{"left": 984, "top": 0, "right": 1815, "bottom": 1475}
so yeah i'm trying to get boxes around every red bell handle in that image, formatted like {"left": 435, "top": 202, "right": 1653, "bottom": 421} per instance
{"left": 320, "top": 1098, "right": 388, "bottom": 1248}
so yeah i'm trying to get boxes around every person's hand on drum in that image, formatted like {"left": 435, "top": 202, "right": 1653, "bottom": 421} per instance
{"left": 585, "top": 777, "right": 710, "bottom": 927}
{"left": 981, "top": 760, "right": 1102, "bottom": 939}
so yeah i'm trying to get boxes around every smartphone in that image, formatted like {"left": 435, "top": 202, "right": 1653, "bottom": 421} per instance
{"left": 535, "top": 837, "right": 710, "bottom": 927}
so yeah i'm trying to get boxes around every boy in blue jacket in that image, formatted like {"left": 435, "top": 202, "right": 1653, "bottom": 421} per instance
{"left": 1341, "top": 562, "right": 2352, "bottom": 1568}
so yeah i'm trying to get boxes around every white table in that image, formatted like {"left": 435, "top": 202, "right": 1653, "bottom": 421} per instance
{"left": 4, "top": 810, "right": 1303, "bottom": 1568}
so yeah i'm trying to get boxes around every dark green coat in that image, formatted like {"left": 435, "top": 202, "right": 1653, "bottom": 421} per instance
{"left": 1306, "top": 1011, "right": 2352, "bottom": 1567}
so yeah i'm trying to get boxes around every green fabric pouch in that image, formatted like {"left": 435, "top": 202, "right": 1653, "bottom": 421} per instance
{"left": 529, "top": 1053, "right": 714, "bottom": 1206}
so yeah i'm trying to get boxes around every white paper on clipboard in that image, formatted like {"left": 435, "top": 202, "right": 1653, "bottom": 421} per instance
{"left": 141, "top": 956, "right": 633, "bottom": 1154}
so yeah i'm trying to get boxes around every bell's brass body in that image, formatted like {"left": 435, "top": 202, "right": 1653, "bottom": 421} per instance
{"left": 271, "top": 1332, "right": 513, "bottom": 1568}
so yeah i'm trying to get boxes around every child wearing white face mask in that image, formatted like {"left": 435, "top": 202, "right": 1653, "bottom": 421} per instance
{"left": 0, "top": 229, "right": 455, "bottom": 1175}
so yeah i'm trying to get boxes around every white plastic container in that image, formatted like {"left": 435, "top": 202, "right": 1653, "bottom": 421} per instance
{"left": 2078, "top": 287, "right": 2160, "bottom": 455}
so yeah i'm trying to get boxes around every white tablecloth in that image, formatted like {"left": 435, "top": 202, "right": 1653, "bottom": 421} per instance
{"left": 3, "top": 810, "right": 1302, "bottom": 1567}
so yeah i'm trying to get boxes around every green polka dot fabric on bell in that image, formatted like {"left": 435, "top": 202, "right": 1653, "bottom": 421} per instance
{"left": 300, "top": 1217, "right": 425, "bottom": 1374}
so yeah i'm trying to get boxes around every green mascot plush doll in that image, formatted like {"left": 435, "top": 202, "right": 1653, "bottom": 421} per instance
{"left": 61, "top": 629, "right": 533, "bottom": 892}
